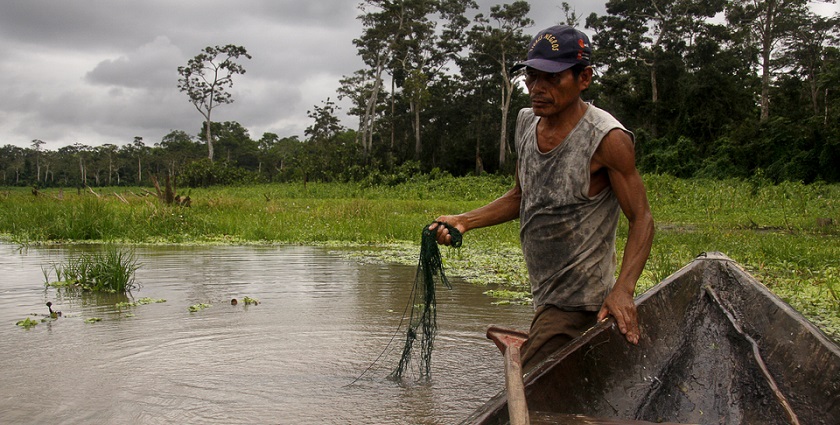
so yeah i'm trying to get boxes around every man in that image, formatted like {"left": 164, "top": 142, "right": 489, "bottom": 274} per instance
{"left": 432, "top": 25, "right": 654, "bottom": 371}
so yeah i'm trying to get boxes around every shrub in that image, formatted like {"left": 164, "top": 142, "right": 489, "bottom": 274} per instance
{"left": 178, "top": 159, "right": 259, "bottom": 187}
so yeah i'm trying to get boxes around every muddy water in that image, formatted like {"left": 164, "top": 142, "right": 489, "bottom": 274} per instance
{"left": 0, "top": 243, "right": 532, "bottom": 424}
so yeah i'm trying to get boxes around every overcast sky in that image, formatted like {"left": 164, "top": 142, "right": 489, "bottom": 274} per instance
{"left": 1, "top": 1, "right": 836, "bottom": 150}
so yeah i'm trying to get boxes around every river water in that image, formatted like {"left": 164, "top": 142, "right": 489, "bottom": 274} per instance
{"left": 0, "top": 243, "right": 533, "bottom": 424}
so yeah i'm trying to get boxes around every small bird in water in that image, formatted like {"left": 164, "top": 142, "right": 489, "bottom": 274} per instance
{"left": 46, "top": 301, "right": 62, "bottom": 318}
{"left": 231, "top": 298, "right": 238, "bottom": 306}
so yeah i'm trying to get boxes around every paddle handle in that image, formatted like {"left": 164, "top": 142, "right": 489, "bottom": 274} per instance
{"left": 504, "top": 345, "right": 530, "bottom": 425}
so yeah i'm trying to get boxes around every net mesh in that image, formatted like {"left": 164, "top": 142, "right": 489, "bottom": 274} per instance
{"left": 390, "top": 221, "right": 462, "bottom": 381}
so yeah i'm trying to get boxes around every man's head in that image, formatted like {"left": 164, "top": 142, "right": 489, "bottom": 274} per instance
{"left": 513, "top": 26, "right": 593, "bottom": 118}
{"left": 511, "top": 25, "right": 591, "bottom": 75}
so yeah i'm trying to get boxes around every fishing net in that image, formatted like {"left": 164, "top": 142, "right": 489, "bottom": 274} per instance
{"left": 390, "top": 221, "right": 462, "bottom": 381}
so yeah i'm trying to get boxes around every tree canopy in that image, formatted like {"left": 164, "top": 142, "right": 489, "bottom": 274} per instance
{"left": 4, "top": 1, "right": 838, "bottom": 188}
{"left": 177, "top": 45, "right": 252, "bottom": 162}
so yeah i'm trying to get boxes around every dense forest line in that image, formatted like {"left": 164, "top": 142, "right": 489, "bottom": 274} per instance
{"left": 2, "top": 0, "right": 838, "bottom": 188}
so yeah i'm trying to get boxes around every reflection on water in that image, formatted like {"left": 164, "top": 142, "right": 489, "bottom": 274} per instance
{"left": 0, "top": 243, "right": 532, "bottom": 424}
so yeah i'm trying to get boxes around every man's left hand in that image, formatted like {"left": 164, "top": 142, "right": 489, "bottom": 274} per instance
{"left": 597, "top": 288, "right": 640, "bottom": 345}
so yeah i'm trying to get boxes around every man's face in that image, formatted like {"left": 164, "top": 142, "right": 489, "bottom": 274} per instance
{"left": 523, "top": 67, "right": 591, "bottom": 117}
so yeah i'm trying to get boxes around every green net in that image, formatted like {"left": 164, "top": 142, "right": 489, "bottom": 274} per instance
{"left": 390, "top": 221, "right": 462, "bottom": 381}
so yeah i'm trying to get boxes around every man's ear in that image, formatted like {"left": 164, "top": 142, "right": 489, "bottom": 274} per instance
{"left": 578, "top": 66, "right": 593, "bottom": 90}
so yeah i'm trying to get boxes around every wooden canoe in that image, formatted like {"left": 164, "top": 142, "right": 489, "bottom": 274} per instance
{"left": 464, "top": 252, "right": 840, "bottom": 425}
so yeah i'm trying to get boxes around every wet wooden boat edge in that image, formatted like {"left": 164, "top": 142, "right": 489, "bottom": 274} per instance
{"left": 462, "top": 252, "right": 840, "bottom": 425}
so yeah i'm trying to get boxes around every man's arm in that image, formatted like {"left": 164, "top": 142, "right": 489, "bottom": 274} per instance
{"left": 432, "top": 166, "right": 522, "bottom": 245}
{"left": 592, "top": 129, "right": 655, "bottom": 345}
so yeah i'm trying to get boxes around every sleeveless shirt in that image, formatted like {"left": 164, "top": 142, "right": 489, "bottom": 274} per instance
{"left": 515, "top": 105, "right": 633, "bottom": 311}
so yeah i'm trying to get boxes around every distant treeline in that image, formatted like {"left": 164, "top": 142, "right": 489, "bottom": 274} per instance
{"left": 2, "top": 0, "right": 838, "bottom": 187}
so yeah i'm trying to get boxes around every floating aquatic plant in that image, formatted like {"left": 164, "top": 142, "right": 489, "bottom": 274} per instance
{"left": 242, "top": 296, "right": 260, "bottom": 305}
{"left": 483, "top": 289, "right": 532, "bottom": 306}
{"left": 137, "top": 297, "right": 166, "bottom": 305}
{"left": 188, "top": 303, "right": 211, "bottom": 312}
{"left": 84, "top": 317, "right": 102, "bottom": 323}
{"left": 16, "top": 317, "right": 39, "bottom": 328}
{"left": 115, "top": 298, "right": 166, "bottom": 308}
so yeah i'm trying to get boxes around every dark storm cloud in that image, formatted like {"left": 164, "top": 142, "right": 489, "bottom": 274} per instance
{"left": 85, "top": 36, "right": 183, "bottom": 89}
{"left": 0, "top": 0, "right": 602, "bottom": 149}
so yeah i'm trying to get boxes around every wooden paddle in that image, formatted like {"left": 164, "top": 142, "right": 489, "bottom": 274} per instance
{"left": 486, "top": 325, "right": 531, "bottom": 425}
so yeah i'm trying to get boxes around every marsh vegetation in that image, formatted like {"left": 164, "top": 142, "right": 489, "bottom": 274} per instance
{"left": 43, "top": 245, "right": 141, "bottom": 293}
{"left": 1, "top": 174, "right": 838, "bottom": 338}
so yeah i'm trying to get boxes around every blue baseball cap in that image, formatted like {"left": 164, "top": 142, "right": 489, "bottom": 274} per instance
{"left": 511, "top": 25, "right": 592, "bottom": 74}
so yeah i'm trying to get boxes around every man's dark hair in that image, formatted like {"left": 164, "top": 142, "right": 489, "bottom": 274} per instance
{"left": 571, "top": 63, "right": 588, "bottom": 80}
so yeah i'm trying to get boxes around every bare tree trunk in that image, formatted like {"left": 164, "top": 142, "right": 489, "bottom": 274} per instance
{"left": 475, "top": 141, "right": 483, "bottom": 176}
{"left": 499, "top": 78, "right": 512, "bottom": 167}
{"left": 205, "top": 118, "right": 214, "bottom": 161}
{"left": 477, "top": 88, "right": 485, "bottom": 175}
{"left": 362, "top": 57, "right": 384, "bottom": 158}
{"left": 390, "top": 77, "right": 396, "bottom": 152}
{"left": 825, "top": 88, "right": 830, "bottom": 126}
{"left": 79, "top": 157, "right": 86, "bottom": 186}
{"left": 651, "top": 66, "right": 659, "bottom": 104}
{"left": 412, "top": 100, "right": 421, "bottom": 160}
{"left": 498, "top": 48, "right": 510, "bottom": 167}
{"left": 760, "top": 51, "right": 771, "bottom": 121}
{"left": 759, "top": 0, "right": 776, "bottom": 122}
{"left": 809, "top": 73, "right": 818, "bottom": 115}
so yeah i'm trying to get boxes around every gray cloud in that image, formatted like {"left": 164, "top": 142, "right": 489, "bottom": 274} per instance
{"left": 0, "top": 0, "right": 605, "bottom": 149}
{"left": 85, "top": 36, "right": 184, "bottom": 89}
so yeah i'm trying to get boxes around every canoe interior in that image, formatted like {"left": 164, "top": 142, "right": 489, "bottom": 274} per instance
{"left": 464, "top": 252, "right": 840, "bottom": 425}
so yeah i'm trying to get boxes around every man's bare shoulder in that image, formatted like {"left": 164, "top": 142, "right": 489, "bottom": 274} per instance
{"left": 593, "top": 129, "right": 636, "bottom": 172}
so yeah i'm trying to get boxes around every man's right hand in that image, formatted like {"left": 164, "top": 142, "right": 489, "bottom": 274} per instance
{"left": 430, "top": 216, "right": 466, "bottom": 246}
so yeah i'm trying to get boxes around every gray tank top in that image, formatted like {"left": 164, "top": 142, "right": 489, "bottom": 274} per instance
{"left": 515, "top": 105, "right": 632, "bottom": 311}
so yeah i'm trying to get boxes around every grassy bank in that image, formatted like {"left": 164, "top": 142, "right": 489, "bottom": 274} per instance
{"left": 1, "top": 175, "right": 838, "bottom": 339}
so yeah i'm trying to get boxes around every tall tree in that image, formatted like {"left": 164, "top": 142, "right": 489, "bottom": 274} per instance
{"left": 726, "top": 0, "right": 810, "bottom": 121}
{"left": 158, "top": 130, "right": 202, "bottom": 178}
{"left": 98, "top": 144, "right": 119, "bottom": 186}
{"left": 354, "top": 0, "right": 476, "bottom": 162}
{"left": 587, "top": 0, "right": 726, "bottom": 135}
{"left": 464, "top": 1, "right": 532, "bottom": 168}
{"left": 177, "top": 45, "right": 251, "bottom": 162}
{"left": 407, "top": 0, "right": 476, "bottom": 160}
{"left": 338, "top": 68, "right": 386, "bottom": 158}
{"left": 203, "top": 121, "right": 257, "bottom": 167}
{"left": 348, "top": 2, "right": 396, "bottom": 158}
{"left": 559, "top": 1, "right": 582, "bottom": 26}
{"left": 780, "top": 10, "right": 840, "bottom": 117}
{"left": 132, "top": 136, "right": 146, "bottom": 184}
{"left": 305, "top": 98, "right": 346, "bottom": 142}
{"left": 66, "top": 143, "right": 89, "bottom": 187}
{"left": 350, "top": 0, "right": 407, "bottom": 158}
{"left": 31, "top": 139, "right": 44, "bottom": 183}
{"left": 1, "top": 145, "right": 26, "bottom": 185}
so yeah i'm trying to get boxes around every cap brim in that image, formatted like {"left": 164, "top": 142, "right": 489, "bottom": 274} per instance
{"left": 510, "top": 59, "right": 577, "bottom": 74}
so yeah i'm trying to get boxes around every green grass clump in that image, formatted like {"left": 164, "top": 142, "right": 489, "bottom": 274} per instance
{"left": 44, "top": 246, "right": 141, "bottom": 293}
